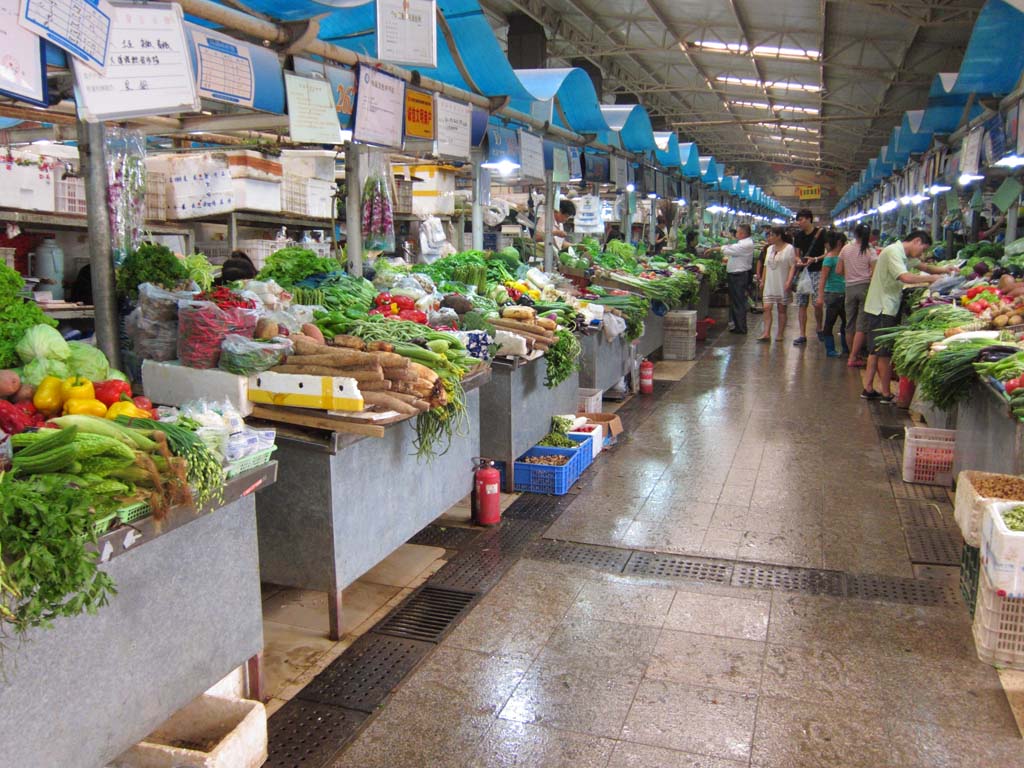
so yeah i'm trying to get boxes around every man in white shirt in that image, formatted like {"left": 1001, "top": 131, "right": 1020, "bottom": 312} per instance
{"left": 711, "top": 224, "right": 755, "bottom": 334}
{"left": 534, "top": 199, "right": 576, "bottom": 251}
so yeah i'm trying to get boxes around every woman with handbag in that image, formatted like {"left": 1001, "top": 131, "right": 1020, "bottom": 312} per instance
{"left": 755, "top": 227, "right": 797, "bottom": 342}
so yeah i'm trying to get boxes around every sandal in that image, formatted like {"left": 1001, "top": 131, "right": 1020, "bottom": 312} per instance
{"left": 847, "top": 359, "right": 866, "bottom": 368}
{"left": 757, "top": 336, "right": 771, "bottom": 343}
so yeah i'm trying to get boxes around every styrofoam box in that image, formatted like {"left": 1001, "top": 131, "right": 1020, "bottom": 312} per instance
{"left": 142, "top": 359, "right": 252, "bottom": 416}
{"left": 393, "top": 163, "right": 456, "bottom": 216}
{"left": 225, "top": 149, "right": 283, "bottom": 181}
{"left": 280, "top": 149, "right": 338, "bottom": 181}
{"left": 0, "top": 151, "right": 56, "bottom": 212}
{"left": 569, "top": 426, "right": 603, "bottom": 460}
{"left": 982, "top": 501, "right": 1024, "bottom": 597}
{"left": 147, "top": 154, "right": 235, "bottom": 220}
{"left": 109, "top": 695, "right": 267, "bottom": 768}
{"left": 230, "top": 178, "right": 281, "bottom": 213}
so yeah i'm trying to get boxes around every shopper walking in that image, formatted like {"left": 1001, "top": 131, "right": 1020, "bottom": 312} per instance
{"left": 816, "top": 231, "right": 848, "bottom": 358}
{"left": 713, "top": 224, "right": 756, "bottom": 335}
{"left": 791, "top": 209, "right": 827, "bottom": 346}
{"left": 839, "top": 223, "right": 876, "bottom": 368}
{"left": 860, "top": 230, "right": 951, "bottom": 401}
{"left": 755, "top": 227, "right": 796, "bottom": 342}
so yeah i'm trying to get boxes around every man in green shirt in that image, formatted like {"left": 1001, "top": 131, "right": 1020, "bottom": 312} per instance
{"left": 860, "top": 231, "right": 955, "bottom": 402}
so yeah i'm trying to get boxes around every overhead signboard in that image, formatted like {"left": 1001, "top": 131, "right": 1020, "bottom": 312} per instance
{"left": 1, "top": 0, "right": 47, "bottom": 106}
{"left": 961, "top": 126, "right": 983, "bottom": 176}
{"left": 376, "top": 0, "right": 437, "bottom": 69}
{"left": 583, "top": 153, "right": 610, "bottom": 183}
{"left": 568, "top": 146, "right": 582, "bottom": 181}
{"left": 551, "top": 147, "right": 569, "bottom": 183}
{"left": 518, "top": 129, "right": 544, "bottom": 181}
{"left": 284, "top": 72, "right": 343, "bottom": 144}
{"left": 187, "top": 24, "right": 283, "bottom": 112}
{"left": 434, "top": 96, "right": 471, "bottom": 160}
{"left": 353, "top": 65, "right": 406, "bottom": 149}
{"left": 404, "top": 88, "right": 434, "bottom": 140}
{"left": 19, "top": 0, "right": 113, "bottom": 73}
{"left": 610, "top": 155, "right": 628, "bottom": 189}
{"left": 294, "top": 57, "right": 355, "bottom": 129}
{"left": 73, "top": 2, "right": 199, "bottom": 122}
{"left": 797, "top": 184, "right": 821, "bottom": 200}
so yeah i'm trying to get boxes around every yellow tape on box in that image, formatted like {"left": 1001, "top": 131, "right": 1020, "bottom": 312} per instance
{"left": 248, "top": 372, "right": 364, "bottom": 411}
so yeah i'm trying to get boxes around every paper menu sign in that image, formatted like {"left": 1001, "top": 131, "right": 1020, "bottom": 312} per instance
{"left": 191, "top": 25, "right": 255, "bottom": 108}
{"left": 518, "top": 129, "right": 544, "bottom": 181}
{"left": 435, "top": 95, "right": 470, "bottom": 160}
{"left": 73, "top": 2, "right": 199, "bottom": 121}
{"left": 993, "top": 177, "right": 1023, "bottom": 214}
{"left": 376, "top": 0, "right": 437, "bottom": 68}
{"left": 19, "top": 0, "right": 113, "bottom": 72}
{"left": 353, "top": 66, "right": 406, "bottom": 149}
{"left": 960, "top": 126, "right": 983, "bottom": 176}
{"left": 404, "top": 88, "right": 434, "bottom": 140}
{"left": 1, "top": 0, "right": 48, "bottom": 106}
{"left": 285, "top": 72, "right": 343, "bottom": 144}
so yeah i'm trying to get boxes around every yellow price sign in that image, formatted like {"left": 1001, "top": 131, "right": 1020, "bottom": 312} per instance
{"left": 405, "top": 89, "right": 435, "bottom": 140}
{"left": 798, "top": 184, "right": 821, "bottom": 200}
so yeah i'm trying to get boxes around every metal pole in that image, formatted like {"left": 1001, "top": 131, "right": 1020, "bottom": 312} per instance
{"left": 930, "top": 195, "right": 940, "bottom": 243}
{"left": 1007, "top": 196, "right": 1020, "bottom": 242}
{"left": 471, "top": 149, "right": 484, "bottom": 252}
{"left": 697, "top": 184, "right": 706, "bottom": 237}
{"left": 543, "top": 169, "right": 554, "bottom": 272}
{"left": 77, "top": 119, "right": 121, "bottom": 371}
{"left": 345, "top": 143, "right": 363, "bottom": 276}
{"left": 648, "top": 197, "right": 657, "bottom": 249}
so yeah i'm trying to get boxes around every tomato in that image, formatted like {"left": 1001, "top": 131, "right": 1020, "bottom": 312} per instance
{"left": 1006, "top": 378, "right": 1022, "bottom": 394}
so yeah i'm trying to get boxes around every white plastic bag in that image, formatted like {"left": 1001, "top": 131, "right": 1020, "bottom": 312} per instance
{"left": 603, "top": 312, "right": 627, "bottom": 341}
{"left": 796, "top": 269, "right": 814, "bottom": 295}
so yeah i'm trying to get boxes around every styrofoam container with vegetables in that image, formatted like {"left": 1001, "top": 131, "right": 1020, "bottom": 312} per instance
{"left": 955, "top": 471, "right": 1024, "bottom": 547}
{"left": 981, "top": 501, "right": 1024, "bottom": 597}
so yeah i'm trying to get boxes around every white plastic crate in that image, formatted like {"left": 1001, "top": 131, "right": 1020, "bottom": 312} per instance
{"left": 973, "top": 568, "right": 1024, "bottom": 669}
{"left": 982, "top": 501, "right": 1024, "bottom": 597}
{"left": 663, "top": 335, "right": 696, "bottom": 361}
{"left": 664, "top": 310, "right": 697, "bottom": 329}
{"left": 235, "top": 239, "right": 289, "bottom": 271}
{"left": 955, "top": 471, "right": 1024, "bottom": 548}
{"left": 195, "top": 241, "right": 233, "bottom": 264}
{"left": 55, "top": 175, "right": 87, "bottom": 215}
{"left": 577, "top": 387, "right": 602, "bottom": 413}
{"left": 901, "top": 426, "right": 956, "bottom": 486}
{"left": 283, "top": 174, "right": 335, "bottom": 218}
{"left": 145, "top": 171, "right": 168, "bottom": 220}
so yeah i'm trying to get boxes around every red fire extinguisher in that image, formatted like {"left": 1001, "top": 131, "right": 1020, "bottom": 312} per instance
{"left": 472, "top": 458, "right": 502, "bottom": 526}
{"left": 639, "top": 358, "right": 654, "bottom": 394}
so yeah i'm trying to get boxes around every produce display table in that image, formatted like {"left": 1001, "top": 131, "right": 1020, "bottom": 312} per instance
{"left": 954, "top": 379, "right": 1024, "bottom": 476}
{"left": 578, "top": 329, "right": 630, "bottom": 392}
{"left": 637, "top": 310, "right": 664, "bottom": 358}
{"left": 0, "top": 463, "right": 278, "bottom": 768}
{"left": 479, "top": 357, "right": 580, "bottom": 492}
{"left": 255, "top": 382, "right": 485, "bottom": 640}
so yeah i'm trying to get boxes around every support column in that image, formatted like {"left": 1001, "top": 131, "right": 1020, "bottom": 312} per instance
{"left": 77, "top": 119, "right": 121, "bottom": 371}
{"left": 931, "top": 195, "right": 941, "bottom": 243}
{"left": 471, "top": 149, "right": 484, "bottom": 252}
{"left": 648, "top": 196, "right": 657, "bottom": 250}
{"left": 543, "top": 169, "right": 554, "bottom": 272}
{"left": 1007, "top": 196, "right": 1020, "bottom": 243}
{"left": 345, "top": 143, "right": 363, "bottom": 275}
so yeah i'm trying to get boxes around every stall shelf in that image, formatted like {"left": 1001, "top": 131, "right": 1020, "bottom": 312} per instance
{"left": 254, "top": 376, "right": 487, "bottom": 640}
{"left": 578, "top": 329, "right": 630, "bottom": 392}
{"left": 954, "top": 379, "right": 1024, "bottom": 476}
{"left": 637, "top": 310, "right": 664, "bottom": 358}
{"left": 0, "top": 463, "right": 278, "bottom": 768}
{"left": 479, "top": 356, "right": 580, "bottom": 492}
{"left": 0, "top": 207, "right": 193, "bottom": 247}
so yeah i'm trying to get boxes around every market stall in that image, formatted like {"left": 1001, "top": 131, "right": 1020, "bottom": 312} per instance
{"left": 954, "top": 378, "right": 1024, "bottom": 475}
{"left": 577, "top": 329, "right": 631, "bottom": 391}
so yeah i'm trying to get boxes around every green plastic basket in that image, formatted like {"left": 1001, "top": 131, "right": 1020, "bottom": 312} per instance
{"left": 225, "top": 446, "right": 276, "bottom": 479}
{"left": 961, "top": 542, "right": 981, "bottom": 618}
{"left": 92, "top": 500, "right": 152, "bottom": 536}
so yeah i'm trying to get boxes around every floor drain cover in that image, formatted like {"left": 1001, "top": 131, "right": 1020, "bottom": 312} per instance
{"left": 428, "top": 545, "right": 509, "bottom": 592}
{"left": 526, "top": 539, "right": 632, "bottom": 571}
{"left": 503, "top": 494, "right": 566, "bottom": 522}
{"left": 296, "top": 633, "right": 433, "bottom": 713}
{"left": 878, "top": 425, "right": 905, "bottom": 441}
{"left": 904, "top": 525, "right": 963, "bottom": 565}
{"left": 264, "top": 699, "right": 367, "bottom": 768}
{"left": 408, "top": 524, "right": 483, "bottom": 550}
{"left": 897, "top": 499, "right": 954, "bottom": 529}
{"left": 476, "top": 518, "right": 547, "bottom": 553}
{"left": 890, "top": 479, "right": 951, "bottom": 503}
{"left": 732, "top": 564, "right": 846, "bottom": 596}
{"left": 847, "top": 574, "right": 959, "bottom": 606}
{"left": 624, "top": 551, "right": 732, "bottom": 583}
{"left": 375, "top": 585, "right": 478, "bottom": 643}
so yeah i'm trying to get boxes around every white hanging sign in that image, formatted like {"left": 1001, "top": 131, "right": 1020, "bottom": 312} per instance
{"left": 434, "top": 95, "right": 471, "bottom": 160}
{"left": 19, "top": 0, "right": 113, "bottom": 73}
{"left": 551, "top": 147, "right": 569, "bottom": 183}
{"left": 518, "top": 129, "right": 544, "bottom": 181}
{"left": 611, "top": 155, "right": 628, "bottom": 189}
{"left": 191, "top": 24, "right": 255, "bottom": 108}
{"left": 285, "top": 72, "right": 343, "bottom": 144}
{"left": 1, "top": 0, "right": 47, "bottom": 106}
{"left": 353, "top": 66, "right": 406, "bottom": 149}
{"left": 73, "top": 2, "right": 198, "bottom": 121}
{"left": 961, "top": 126, "right": 983, "bottom": 176}
{"left": 376, "top": 0, "right": 437, "bottom": 68}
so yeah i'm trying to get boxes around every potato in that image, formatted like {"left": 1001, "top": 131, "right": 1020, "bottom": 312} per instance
{"left": 0, "top": 369, "right": 20, "bottom": 398}
{"left": 254, "top": 318, "right": 280, "bottom": 340}
{"left": 1011, "top": 316, "right": 1023, "bottom": 326}
{"left": 301, "top": 323, "right": 326, "bottom": 344}
{"left": 13, "top": 383, "right": 34, "bottom": 404}
{"left": 994, "top": 315, "right": 1009, "bottom": 328}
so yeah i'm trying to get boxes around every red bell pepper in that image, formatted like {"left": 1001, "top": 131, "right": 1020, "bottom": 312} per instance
{"left": 393, "top": 295, "right": 415, "bottom": 311}
{"left": 967, "top": 286, "right": 985, "bottom": 299}
{"left": 375, "top": 292, "right": 394, "bottom": 307}
{"left": 1007, "top": 377, "right": 1023, "bottom": 394}
{"left": 0, "top": 400, "right": 33, "bottom": 434}
{"left": 398, "top": 309, "right": 428, "bottom": 324}
{"left": 94, "top": 379, "right": 133, "bottom": 407}
{"left": 132, "top": 395, "right": 153, "bottom": 411}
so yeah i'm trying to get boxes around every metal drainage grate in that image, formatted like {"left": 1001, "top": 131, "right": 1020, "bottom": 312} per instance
{"left": 890, "top": 479, "right": 952, "bottom": 503}
{"left": 296, "top": 633, "right": 433, "bottom": 713}
{"left": 375, "top": 585, "right": 478, "bottom": 643}
{"left": 503, "top": 494, "right": 567, "bottom": 522}
{"left": 732, "top": 563, "right": 846, "bottom": 596}
{"left": 526, "top": 539, "right": 632, "bottom": 572}
{"left": 428, "top": 545, "right": 509, "bottom": 592}
{"left": 624, "top": 551, "right": 733, "bottom": 584}
{"left": 896, "top": 499, "right": 954, "bottom": 529}
{"left": 877, "top": 425, "right": 906, "bottom": 441}
{"left": 846, "top": 573, "right": 960, "bottom": 606}
{"left": 904, "top": 525, "right": 963, "bottom": 566}
{"left": 476, "top": 518, "right": 547, "bottom": 554}
{"left": 408, "top": 524, "right": 483, "bottom": 550}
{"left": 264, "top": 698, "right": 367, "bottom": 768}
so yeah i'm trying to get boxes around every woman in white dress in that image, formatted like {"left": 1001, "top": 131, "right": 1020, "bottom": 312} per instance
{"left": 755, "top": 227, "right": 797, "bottom": 342}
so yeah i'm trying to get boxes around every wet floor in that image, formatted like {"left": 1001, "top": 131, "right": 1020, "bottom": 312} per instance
{"left": 330, "top": 315, "right": 1023, "bottom": 767}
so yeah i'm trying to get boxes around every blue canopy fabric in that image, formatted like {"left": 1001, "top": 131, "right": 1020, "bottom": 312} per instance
{"left": 598, "top": 105, "right": 656, "bottom": 152}
{"left": 678, "top": 143, "right": 702, "bottom": 178}
{"left": 699, "top": 156, "right": 718, "bottom": 185}
{"left": 653, "top": 131, "right": 680, "bottom": 167}
{"left": 512, "top": 69, "right": 610, "bottom": 134}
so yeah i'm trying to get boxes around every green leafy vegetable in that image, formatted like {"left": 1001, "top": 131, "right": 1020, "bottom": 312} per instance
{"left": 1003, "top": 505, "right": 1024, "bottom": 532}
{"left": 544, "top": 328, "right": 582, "bottom": 388}
{"left": 183, "top": 252, "right": 216, "bottom": 292}
{"left": 256, "top": 247, "right": 340, "bottom": 287}
{"left": 115, "top": 242, "right": 189, "bottom": 301}
{"left": 0, "top": 307, "right": 58, "bottom": 370}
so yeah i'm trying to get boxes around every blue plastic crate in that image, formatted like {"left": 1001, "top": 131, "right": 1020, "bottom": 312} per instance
{"left": 513, "top": 447, "right": 579, "bottom": 495}
{"left": 568, "top": 434, "right": 594, "bottom": 472}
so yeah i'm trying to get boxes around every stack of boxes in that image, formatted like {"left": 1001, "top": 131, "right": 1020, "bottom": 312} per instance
{"left": 280, "top": 150, "right": 336, "bottom": 219}
{"left": 663, "top": 310, "right": 697, "bottom": 361}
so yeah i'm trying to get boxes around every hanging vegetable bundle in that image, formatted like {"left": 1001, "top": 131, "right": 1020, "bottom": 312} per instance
{"left": 361, "top": 173, "right": 395, "bottom": 253}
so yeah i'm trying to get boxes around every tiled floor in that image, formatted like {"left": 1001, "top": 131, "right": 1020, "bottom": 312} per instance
{"left": 326, "top": 315, "right": 1022, "bottom": 766}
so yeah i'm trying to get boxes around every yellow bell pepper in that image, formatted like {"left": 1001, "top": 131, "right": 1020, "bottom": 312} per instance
{"left": 63, "top": 398, "right": 108, "bottom": 417}
{"left": 106, "top": 400, "right": 153, "bottom": 420}
{"left": 33, "top": 376, "right": 64, "bottom": 416}
{"left": 61, "top": 376, "right": 95, "bottom": 402}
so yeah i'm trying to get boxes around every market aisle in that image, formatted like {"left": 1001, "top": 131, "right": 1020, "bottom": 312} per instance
{"left": 331, "top": 319, "right": 1023, "bottom": 768}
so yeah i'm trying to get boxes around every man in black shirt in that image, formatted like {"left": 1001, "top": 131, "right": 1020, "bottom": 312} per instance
{"left": 791, "top": 209, "right": 827, "bottom": 345}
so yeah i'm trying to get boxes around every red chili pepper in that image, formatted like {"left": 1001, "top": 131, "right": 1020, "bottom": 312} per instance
{"left": 132, "top": 395, "right": 153, "bottom": 410}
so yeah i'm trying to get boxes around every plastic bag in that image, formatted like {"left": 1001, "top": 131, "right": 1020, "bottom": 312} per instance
{"left": 261, "top": 305, "right": 317, "bottom": 334}
{"left": 361, "top": 149, "right": 396, "bottom": 253}
{"left": 218, "top": 334, "right": 292, "bottom": 375}
{"left": 796, "top": 269, "right": 814, "bottom": 295}
{"left": 603, "top": 312, "right": 627, "bottom": 341}
{"left": 177, "top": 301, "right": 259, "bottom": 369}
{"left": 138, "top": 282, "right": 196, "bottom": 322}
{"left": 390, "top": 276, "right": 428, "bottom": 301}
{"left": 428, "top": 307, "right": 459, "bottom": 328}
{"left": 126, "top": 308, "right": 179, "bottom": 362}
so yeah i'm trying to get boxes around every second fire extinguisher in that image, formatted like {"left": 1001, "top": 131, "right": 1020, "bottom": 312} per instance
{"left": 472, "top": 458, "right": 502, "bottom": 526}
{"left": 639, "top": 358, "right": 655, "bottom": 394}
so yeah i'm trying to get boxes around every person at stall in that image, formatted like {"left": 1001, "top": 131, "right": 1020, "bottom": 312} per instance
{"left": 684, "top": 230, "right": 699, "bottom": 254}
{"left": 815, "top": 230, "right": 848, "bottom": 358}
{"left": 860, "top": 231, "right": 953, "bottom": 402}
{"left": 534, "top": 198, "right": 576, "bottom": 251}
{"left": 214, "top": 251, "right": 258, "bottom": 286}
{"left": 708, "top": 224, "right": 755, "bottom": 334}
{"left": 791, "top": 209, "right": 828, "bottom": 346}
{"left": 653, "top": 216, "right": 668, "bottom": 254}
{"left": 603, "top": 224, "right": 626, "bottom": 246}
{"left": 839, "top": 223, "right": 877, "bottom": 369}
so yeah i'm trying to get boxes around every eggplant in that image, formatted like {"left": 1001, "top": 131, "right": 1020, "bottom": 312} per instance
{"left": 516, "top": 295, "right": 535, "bottom": 307}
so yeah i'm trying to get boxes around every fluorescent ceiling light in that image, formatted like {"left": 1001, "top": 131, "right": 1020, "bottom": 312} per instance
{"left": 647, "top": 192, "right": 658, "bottom": 199}
{"left": 689, "top": 41, "right": 748, "bottom": 53}
{"left": 910, "top": 194, "right": 930, "bottom": 204}
{"left": 958, "top": 172, "right": 984, "bottom": 187}
{"left": 481, "top": 159, "right": 521, "bottom": 176}
{"left": 690, "top": 41, "right": 820, "bottom": 61}
{"left": 928, "top": 184, "right": 951, "bottom": 194}
{"left": 775, "top": 104, "right": 819, "bottom": 115}
{"left": 731, "top": 100, "right": 771, "bottom": 110}
{"left": 626, "top": 183, "right": 635, "bottom": 192}
{"left": 899, "top": 196, "right": 912, "bottom": 205}
{"left": 878, "top": 200, "right": 899, "bottom": 213}
{"left": 995, "top": 154, "right": 1024, "bottom": 169}
{"left": 717, "top": 76, "right": 821, "bottom": 92}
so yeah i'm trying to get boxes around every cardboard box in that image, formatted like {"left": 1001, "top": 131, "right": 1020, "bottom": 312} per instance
{"left": 578, "top": 412, "right": 623, "bottom": 446}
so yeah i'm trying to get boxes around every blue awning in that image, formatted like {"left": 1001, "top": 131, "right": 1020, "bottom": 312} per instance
{"left": 512, "top": 68, "right": 610, "bottom": 133}
{"left": 653, "top": 131, "right": 680, "bottom": 167}
{"left": 598, "top": 105, "right": 656, "bottom": 152}
{"left": 699, "top": 156, "right": 718, "bottom": 185}
{"left": 946, "top": 0, "right": 1024, "bottom": 98}
{"left": 678, "top": 143, "right": 702, "bottom": 177}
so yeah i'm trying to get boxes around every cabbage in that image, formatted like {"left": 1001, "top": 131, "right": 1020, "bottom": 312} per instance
{"left": 16, "top": 324, "right": 70, "bottom": 363}
{"left": 67, "top": 341, "right": 110, "bottom": 381}
{"left": 107, "top": 368, "right": 128, "bottom": 382}
{"left": 22, "top": 357, "right": 70, "bottom": 387}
